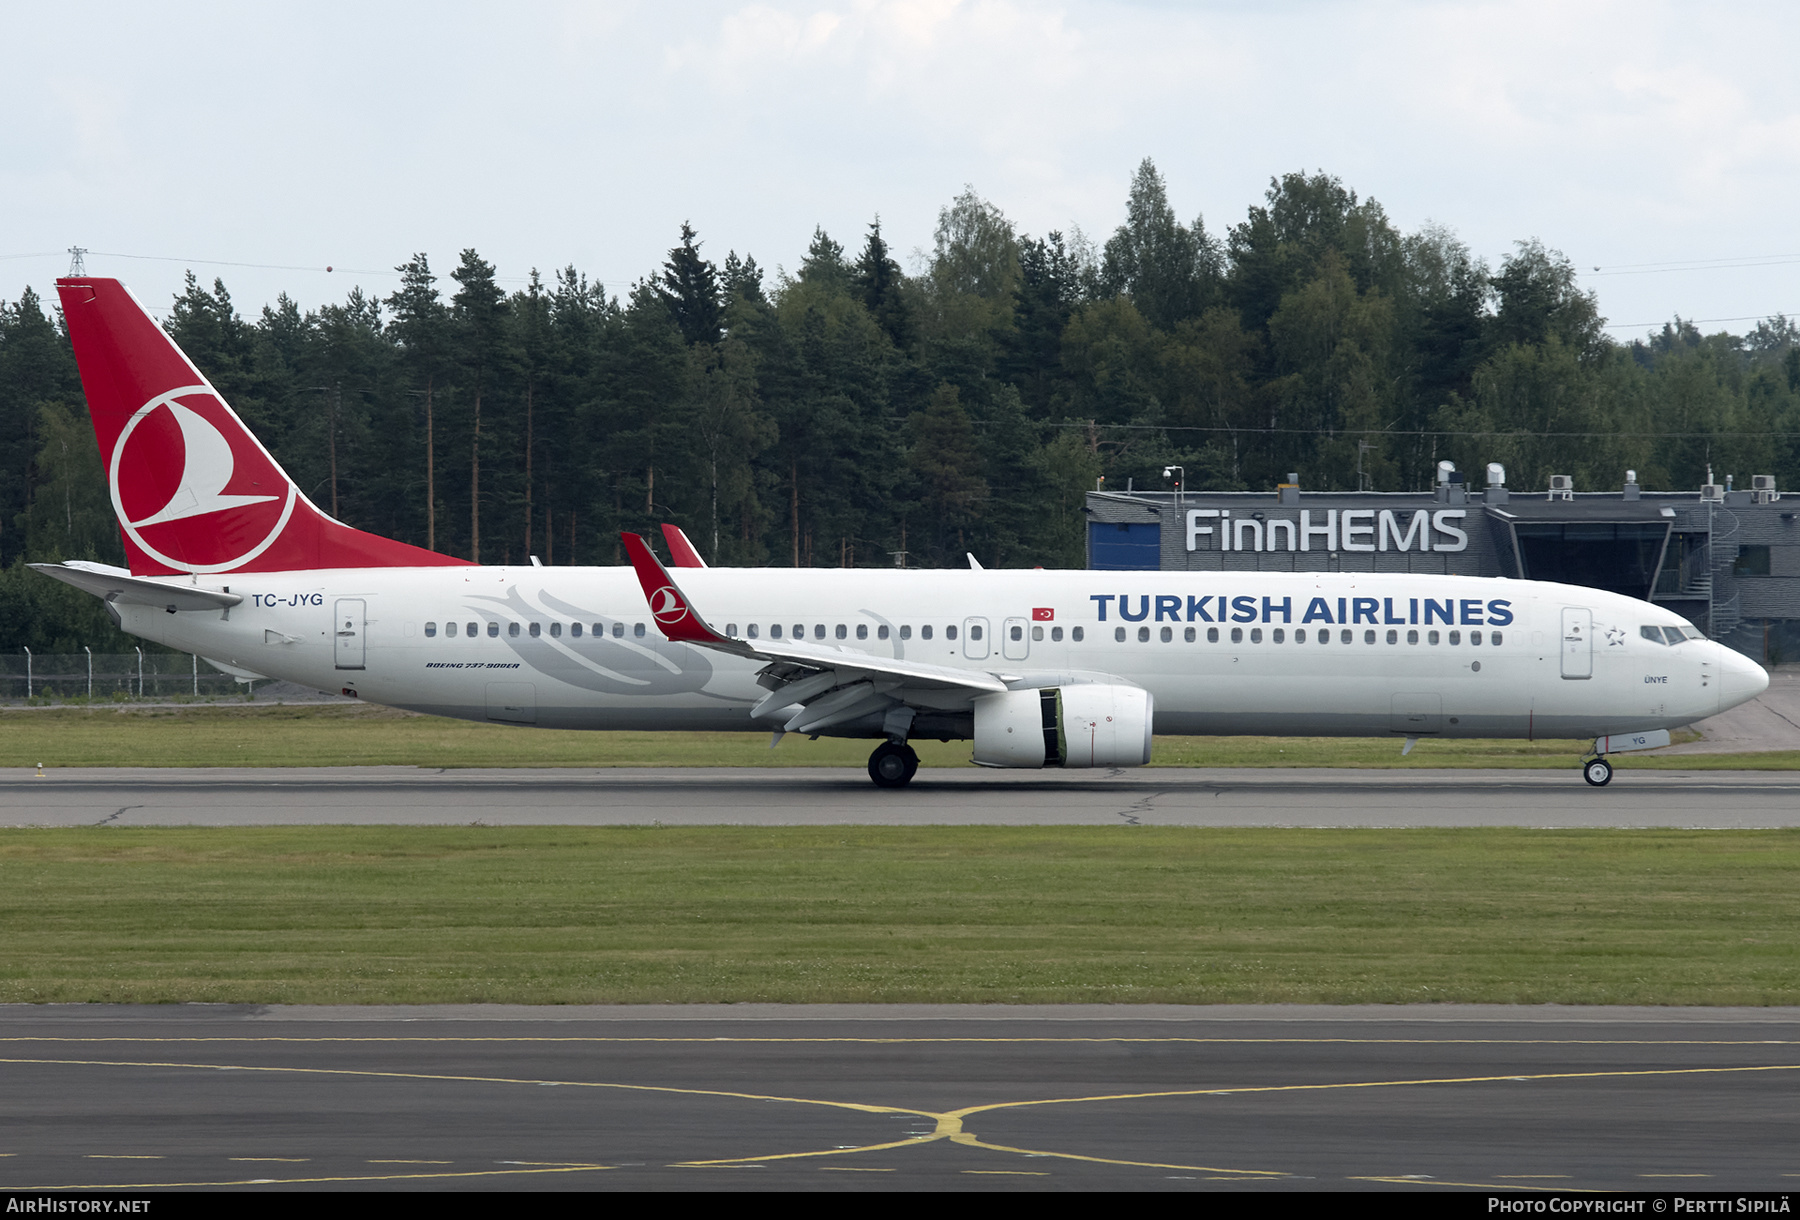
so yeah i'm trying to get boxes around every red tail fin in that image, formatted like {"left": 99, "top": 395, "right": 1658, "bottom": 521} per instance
{"left": 56, "top": 277, "right": 471, "bottom": 575}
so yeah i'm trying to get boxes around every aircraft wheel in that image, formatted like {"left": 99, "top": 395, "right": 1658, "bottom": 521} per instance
{"left": 1582, "top": 757, "right": 1613, "bottom": 787}
{"left": 868, "top": 742, "right": 919, "bottom": 789}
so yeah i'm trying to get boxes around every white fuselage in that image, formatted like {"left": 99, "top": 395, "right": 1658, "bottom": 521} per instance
{"left": 110, "top": 565, "right": 1765, "bottom": 744}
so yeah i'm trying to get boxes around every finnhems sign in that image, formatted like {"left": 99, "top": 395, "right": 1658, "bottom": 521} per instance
{"left": 1186, "top": 508, "right": 1469, "bottom": 554}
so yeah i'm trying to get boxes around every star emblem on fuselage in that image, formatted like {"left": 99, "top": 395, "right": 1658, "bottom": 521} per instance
{"left": 1604, "top": 626, "right": 1626, "bottom": 646}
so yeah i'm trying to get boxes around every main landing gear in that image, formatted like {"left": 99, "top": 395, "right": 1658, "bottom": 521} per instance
{"left": 1582, "top": 756, "right": 1614, "bottom": 787}
{"left": 868, "top": 741, "right": 920, "bottom": 789}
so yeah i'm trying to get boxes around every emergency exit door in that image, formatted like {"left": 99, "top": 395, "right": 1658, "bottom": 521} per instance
{"left": 334, "top": 599, "right": 366, "bottom": 670}
{"left": 1560, "top": 607, "right": 1591, "bottom": 680}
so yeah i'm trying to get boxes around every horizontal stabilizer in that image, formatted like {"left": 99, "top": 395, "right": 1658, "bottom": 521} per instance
{"left": 30, "top": 560, "right": 243, "bottom": 611}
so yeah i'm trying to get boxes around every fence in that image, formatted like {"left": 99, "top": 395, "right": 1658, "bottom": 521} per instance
{"left": 0, "top": 652, "right": 247, "bottom": 700}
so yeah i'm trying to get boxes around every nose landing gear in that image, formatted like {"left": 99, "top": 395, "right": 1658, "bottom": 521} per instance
{"left": 1582, "top": 757, "right": 1613, "bottom": 787}
{"left": 868, "top": 741, "right": 920, "bottom": 788}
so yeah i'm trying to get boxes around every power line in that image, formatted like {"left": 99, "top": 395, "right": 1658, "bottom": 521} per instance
{"left": 1591, "top": 254, "right": 1800, "bottom": 275}
{"left": 1601, "top": 312, "right": 1795, "bottom": 331}
{"left": 1048, "top": 422, "right": 1800, "bottom": 439}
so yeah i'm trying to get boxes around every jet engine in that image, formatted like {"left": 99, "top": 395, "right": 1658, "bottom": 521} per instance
{"left": 971, "top": 684, "right": 1154, "bottom": 769}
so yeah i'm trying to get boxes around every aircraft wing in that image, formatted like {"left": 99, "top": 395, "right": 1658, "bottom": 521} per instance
{"left": 30, "top": 560, "right": 245, "bottom": 612}
{"left": 619, "top": 532, "right": 1005, "bottom": 735}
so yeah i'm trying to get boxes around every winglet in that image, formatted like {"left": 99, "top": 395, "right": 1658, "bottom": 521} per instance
{"left": 660, "top": 523, "right": 708, "bottom": 568}
{"left": 619, "top": 532, "right": 731, "bottom": 646}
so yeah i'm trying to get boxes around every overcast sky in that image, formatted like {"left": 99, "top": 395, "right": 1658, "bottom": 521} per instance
{"left": 6, "top": 1, "right": 1797, "bottom": 338}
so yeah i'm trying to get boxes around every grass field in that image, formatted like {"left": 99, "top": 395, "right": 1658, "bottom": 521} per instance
{"left": 1, "top": 703, "right": 1789, "bottom": 769}
{"left": 0, "top": 826, "right": 1795, "bottom": 1006}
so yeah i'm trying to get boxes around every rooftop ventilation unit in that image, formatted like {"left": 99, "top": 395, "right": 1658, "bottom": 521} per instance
{"left": 1700, "top": 483, "right": 1725, "bottom": 502}
{"left": 1548, "top": 474, "right": 1574, "bottom": 501}
{"left": 1753, "top": 474, "right": 1778, "bottom": 504}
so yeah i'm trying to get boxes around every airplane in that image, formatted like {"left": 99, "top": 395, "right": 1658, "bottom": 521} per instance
{"left": 33, "top": 276, "right": 1771, "bottom": 788}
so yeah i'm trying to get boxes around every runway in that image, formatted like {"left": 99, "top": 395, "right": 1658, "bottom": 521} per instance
{"left": 5, "top": 765, "right": 1800, "bottom": 827}
{"left": 0, "top": 1004, "right": 1795, "bottom": 1192}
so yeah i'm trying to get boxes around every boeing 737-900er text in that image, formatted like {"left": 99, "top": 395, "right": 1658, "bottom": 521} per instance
{"left": 33, "top": 277, "right": 1770, "bottom": 787}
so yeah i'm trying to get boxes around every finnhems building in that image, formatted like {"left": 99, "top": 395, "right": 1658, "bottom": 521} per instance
{"left": 1085, "top": 465, "right": 1797, "bottom": 663}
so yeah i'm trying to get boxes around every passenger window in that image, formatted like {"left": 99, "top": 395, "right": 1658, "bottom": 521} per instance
{"left": 425, "top": 622, "right": 438, "bottom": 638}
{"left": 571, "top": 623, "right": 583, "bottom": 638}
{"left": 550, "top": 622, "right": 561, "bottom": 638}
{"left": 921, "top": 626, "right": 932, "bottom": 640}
{"left": 1031, "top": 625, "right": 1043, "bottom": 641}
{"left": 947, "top": 626, "right": 959, "bottom": 641}
{"left": 1340, "top": 629, "right": 1352, "bottom": 644}
{"left": 1428, "top": 630, "right": 1440, "bottom": 645}
{"left": 1448, "top": 630, "right": 1461, "bottom": 645}
{"left": 634, "top": 623, "right": 646, "bottom": 638}
{"left": 1071, "top": 626, "right": 1084, "bottom": 642}
{"left": 1051, "top": 626, "right": 1063, "bottom": 642}
{"left": 876, "top": 625, "right": 887, "bottom": 640}
{"left": 1408, "top": 629, "right": 1419, "bottom": 644}
{"left": 1231, "top": 627, "right": 1243, "bottom": 644}
{"left": 484, "top": 622, "right": 496, "bottom": 638}
{"left": 1208, "top": 627, "right": 1219, "bottom": 643}
{"left": 611, "top": 623, "right": 624, "bottom": 638}
{"left": 1492, "top": 631, "right": 1504, "bottom": 645}
{"left": 1250, "top": 628, "right": 1262, "bottom": 643}
{"left": 793, "top": 624, "right": 804, "bottom": 639}
{"left": 971, "top": 625, "right": 983, "bottom": 641}
{"left": 1364, "top": 629, "right": 1376, "bottom": 644}
{"left": 529, "top": 622, "right": 541, "bottom": 638}
{"left": 1470, "top": 630, "right": 1481, "bottom": 645}
{"left": 1296, "top": 629, "right": 1307, "bottom": 643}
{"left": 1272, "top": 628, "right": 1284, "bottom": 643}
{"left": 856, "top": 625, "right": 867, "bottom": 640}
{"left": 1386, "top": 629, "right": 1397, "bottom": 644}
{"left": 748, "top": 624, "right": 759, "bottom": 639}
{"left": 813, "top": 624, "right": 824, "bottom": 640}
{"left": 1160, "top": 626, "right": 1172, "bottom": 642}
{"left": 1011, "top": 625, "right": 1023, "bottom": 641}
{"left": 1138, "top": 626, "right": 1151, "bottom": 642}
{"left": 900, "top": 625, "right": 912, "bottom": 640}
{"left": 1115, "top": 627, "right": 1126, "bottom": 642}
{"left": 772, "top": 624, "right": 783, "bottom": 639}
{"left": 509, "top": 622, "right": 521, "bottom": 638}
{"left": 836, "top": 624, "right": 847, "bottom": 640}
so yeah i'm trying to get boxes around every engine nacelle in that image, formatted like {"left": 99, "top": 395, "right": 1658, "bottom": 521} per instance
{"left": 971, "top": 684, "right": 1154, "bottom": 769}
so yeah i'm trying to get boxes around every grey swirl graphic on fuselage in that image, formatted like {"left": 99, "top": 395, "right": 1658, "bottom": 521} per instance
{"left": 466, "top": 588, "right": 715, "bottom": 696}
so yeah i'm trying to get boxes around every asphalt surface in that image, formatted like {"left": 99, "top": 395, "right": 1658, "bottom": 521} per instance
{"left": 0, "top": 1004, "right": 1794, "bottom": 1193}
{"left": 5, "top": 764, "right": 1800, "bottom": 827}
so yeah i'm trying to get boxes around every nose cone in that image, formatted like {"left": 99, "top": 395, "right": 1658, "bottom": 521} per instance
{"left": 1716, "top": 645, "right": 1770, "bottom": 713}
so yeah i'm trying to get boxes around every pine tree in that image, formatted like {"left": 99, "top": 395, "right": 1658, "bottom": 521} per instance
{"left": 656, "top": 223, "right": 723, "bottom": 345}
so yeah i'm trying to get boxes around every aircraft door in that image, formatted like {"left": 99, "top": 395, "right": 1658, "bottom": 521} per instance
{"left": 1560, "top": 607, "right": 1592, "bottom": 680}
{"left": 1002, "top": 617, "right": 1030, "bottom": 661}
{"left": 963, "top": 617, "right": 991, "bottom": 660}
{"left": 334, "top": 599, "right": 366, "bottom": 670}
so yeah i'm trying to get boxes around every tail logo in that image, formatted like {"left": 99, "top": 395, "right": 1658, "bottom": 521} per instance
{"left": 649, "top": 586, "right": 689, "bottom": 626}
{"left": 109, "top": 386, "right": 296, "bottom": 573}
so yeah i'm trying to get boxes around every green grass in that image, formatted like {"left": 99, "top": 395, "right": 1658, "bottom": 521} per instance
{"left": 1, "top": 703, "right": 1789, "bottom": 769}
{"left": 1, "top": 826, "right": 1796, "bottom": 1005}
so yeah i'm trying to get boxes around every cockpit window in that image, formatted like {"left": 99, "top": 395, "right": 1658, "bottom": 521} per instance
{"left": 1641, "top": 626, "right": 1669, "bottom": 645}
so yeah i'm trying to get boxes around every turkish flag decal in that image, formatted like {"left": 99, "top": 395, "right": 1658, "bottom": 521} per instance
{"left": 1032, "top": 607, "right": 1054, "bottom": 621}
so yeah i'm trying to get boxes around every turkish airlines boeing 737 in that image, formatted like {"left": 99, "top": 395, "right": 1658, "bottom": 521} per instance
{"left": 34, "top": 277, "right": 1769, "bottom": 787}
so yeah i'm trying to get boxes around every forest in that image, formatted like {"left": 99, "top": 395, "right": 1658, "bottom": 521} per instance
{"left": 3, "top": 159, "right": 1798, "bottom": 651}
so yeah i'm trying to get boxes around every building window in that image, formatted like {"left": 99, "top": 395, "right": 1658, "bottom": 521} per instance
{"left": 1735, "top": 545, "right": 1771, "bottom": 576}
